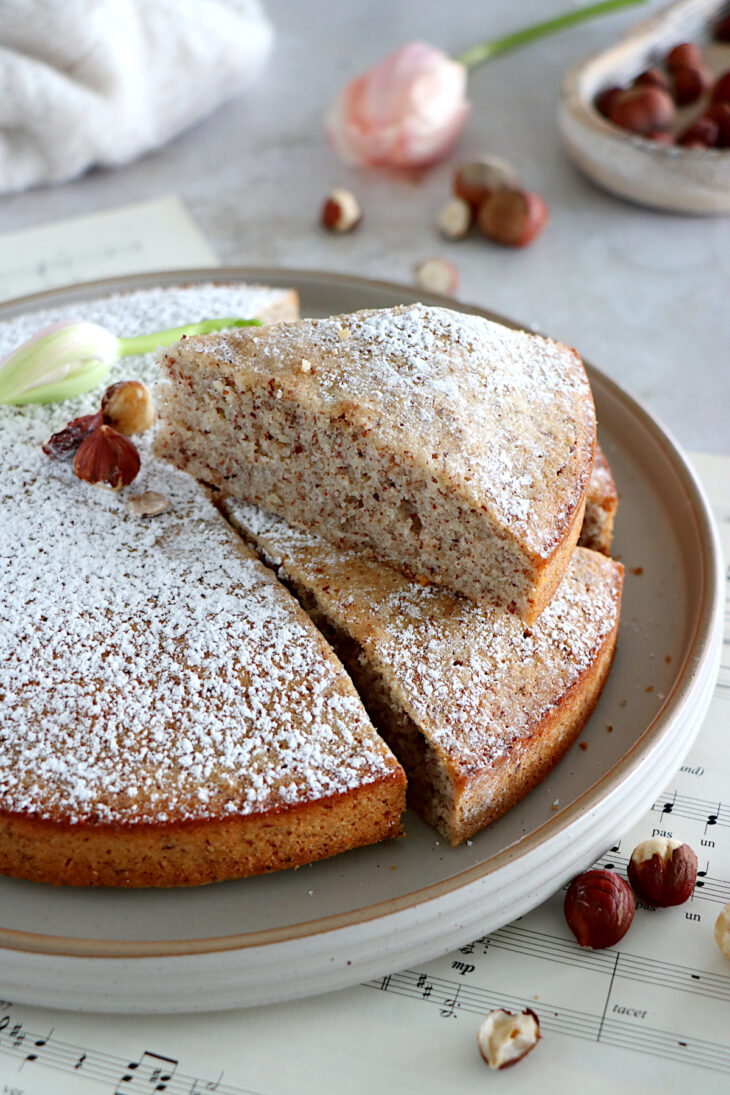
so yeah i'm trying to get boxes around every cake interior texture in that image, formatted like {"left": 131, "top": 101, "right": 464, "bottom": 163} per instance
{"left": 224, "top": 499, "right": 623, "bottom": 846}
{"left": 0, "top": 285, "right": 406, "bottom": 887}
{"left": 154, "top": 304, "right": 597, "bottom": 623}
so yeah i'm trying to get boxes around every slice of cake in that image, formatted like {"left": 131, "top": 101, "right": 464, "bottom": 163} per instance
{"left": 155, "top": 304, "right": 596, "bottom": 623}
{"left": 580, "top": 443, "right": 618, "bottom": 555}
{"left": 224, "top": 501, "right": 623, "bottom": 846}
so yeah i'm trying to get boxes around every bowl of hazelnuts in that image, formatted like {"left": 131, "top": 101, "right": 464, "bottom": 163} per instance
{"left": 558, "top": 0, "right": 730, "bottom": 213}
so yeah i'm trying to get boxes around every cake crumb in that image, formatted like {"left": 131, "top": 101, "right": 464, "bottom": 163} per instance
{"left": 579, "top": 741, "right": 588, "bottom": 751}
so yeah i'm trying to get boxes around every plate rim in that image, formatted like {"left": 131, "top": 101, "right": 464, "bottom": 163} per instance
{"left": 0, "top": 265, "right": 723, "bottom": 960}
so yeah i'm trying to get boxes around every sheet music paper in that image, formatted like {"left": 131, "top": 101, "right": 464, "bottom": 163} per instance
{"left": 0, "top": 196, "right": 218, "bottom": 302}
{"left": 0, "top": 452, "right": 727, "bottom": 1094}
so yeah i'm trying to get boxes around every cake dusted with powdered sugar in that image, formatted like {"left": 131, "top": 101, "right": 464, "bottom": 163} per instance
{"left": 0, "top": 284, "right": 405, "bottom": 887}
{"left": 154, "top": 304, "right": 596, "bottom": 623}
{"left": 225, "top": 499, "right": 623, "bottom": 845}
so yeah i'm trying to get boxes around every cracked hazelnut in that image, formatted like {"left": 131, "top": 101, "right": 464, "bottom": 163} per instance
{"left": 73, "top": 425, "right": 140, "bottom": 491}
{"left": 477, "top": 1008, "right": 540, "bottom": 1069}
{"left": 453, "top": 157, "right": 519, "bottom": 210}
{"left": 715, "top": 902, "right": 730, "bottom": 960}
{"left": 101, "top": 380, "right": 155, "bottom": 436}
{"left": 564, "top": 869, "right": 635, "bottom": 949}
{"left": 627, "top": 837, "right": 697, "bottom": 906}
{"left": 436, "top": 197, "right": 472, "bottom": 240}
{"left": 42, "top": 411, "right": 102, "bottom": 459}
{"left": 413, "top": 257, "right": 459, "bottom": 294}
{"left": 477, "top": 188, "right": 548, "bottom": 248}
{"left": 609, "top": 86, "right": 676, "bottom": 135}
{"left": 321, "top": 188, "right": 362, "bottom": 233}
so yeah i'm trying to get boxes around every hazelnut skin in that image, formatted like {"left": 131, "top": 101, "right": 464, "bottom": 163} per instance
{"left": 73, "top": 425, "right": 141, "bottom": 491}
{"left": 635, "top": 68, "right": 669, "bottom": 91}
{"left": 609, "top": 87, "right": 676, "bottom": 136}
{"left": 564, "top": 869, "right": 635, "bottom": 949}
{"left": 627, "top": 838, "right": 698, "bottom": 907}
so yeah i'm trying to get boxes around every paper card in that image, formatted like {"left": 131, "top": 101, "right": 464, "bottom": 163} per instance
{"left": 0, "top": 195, "right": 219, "bottom": 303}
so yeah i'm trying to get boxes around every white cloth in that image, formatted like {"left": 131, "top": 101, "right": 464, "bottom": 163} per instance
{"left": 0, "top": 0, "right": 272, "bottom": 194}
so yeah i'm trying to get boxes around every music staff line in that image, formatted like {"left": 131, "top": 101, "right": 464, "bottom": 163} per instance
{"left": 0, "top": 1015, "right": 266, "bottom": 1095}
{"left": 476, "top": 923, "right": 730, "bottom": 1006}
{"left": 366, "top": 969, "right": 730, "bottom": 1075}
{"left": 652, "top": 788, "right": 730, "bottom": 832}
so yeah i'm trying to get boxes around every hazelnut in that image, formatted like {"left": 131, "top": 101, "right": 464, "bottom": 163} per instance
{"left": 627, "top": 837, "right": 697, "bottom": 906}
{"left": 712, "top": 71, "right": 730, "bottom": 105}
{"left": 666, "top": 42, "right": 703, "bottom": 71}
{"left": 678, "top": 117, "right": 720, "bottom": 148}
{"left": 413, "top": 257, "right": 459, "bottom": 295}
{"left": 595, "top": 85, "right": 625, "bottom": 118}
{"left": 477, "top": 188, "right": 548, "bottom": 248}
{"left": 609, "top": 86, "right": 676, "bottom": 135}
{"left": 715, "top": 902, "right": 730, "bottom": 960}
{"left": 564, "top": 869, "right": 635, "bottom": 949}
{"left": 320, "top": 188, "right": 362, "bottom": 233}
{"left": 436, "top": 197, "right": 472, "bottom": 240}
{"left": 477, "top": 1008, "right": 540, "bottom": 1070}
{"left": 635, "top": 68, "right": 669, "bottom": 91}
{"left": 453, "top": 157, "right": 519, "bottom": 210}
{"left": 73, "top": 425, "right": 140, "bottom": 491}
{"left": 714, "top": 15, "right": 730, "bottom": 42}
{"left": 672, "top": 64, "right": 711, "bottom": 106}
{"left": 101, "top": 380, "right": 155, "bottom": 436}
{"left": 42, "top": 411, "right": 102, "bottom": 460}
{"left": 705, "top": 103, "right": 730, "bottom": 147}
{"left": 126, "top": 491, "right": 170, "bottom": 518}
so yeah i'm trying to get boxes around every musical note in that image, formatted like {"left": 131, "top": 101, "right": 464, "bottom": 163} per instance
{"left": 115, "top": 1051, "right": 178, "bottom": 1094}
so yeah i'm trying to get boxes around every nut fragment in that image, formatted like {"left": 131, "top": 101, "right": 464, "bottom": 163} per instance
{"left": 413, "top": 257, "right": 459, "bottom": 295}
{"left": 321, "top": 188, "right": 362, "bottom": 233}
{"left": 101, "top": 380, "right": 155, "bottom": 436}
{"left": 477, "top": 1008, "right": 540, "bottom": 1070}
{"left": 564, "top": 869, "right": 635, "bottom": 949}
{"left": 609, "top": 86, "right": 676, "bottom": 135}
{"left": 42, "top": 411, "right": 102, "bottom": 459}
{"left": 126, "top": 491, "right": 170, "bottom": 518}
{"left": 436, "top": 197, "right": 472, "bottom": 240}
{"left": 627, "top": 837, "right": 698, "bottom": 906}
{"left": 453, "top": 157, "right": 519, "bottom": 210}
{"left": 73, "top": 425, "right": 140, "bottom": 491}
{"left": 477, "top": 188, "right": 548, "bottom": 248}
{"left": 715, "top": 902, "right": 730, "bottom": 960}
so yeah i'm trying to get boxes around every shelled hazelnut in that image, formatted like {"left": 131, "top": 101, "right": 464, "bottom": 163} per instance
{"left": 627, "top": 837, "right": 698, "bottom": 906}
{"left": 413, "top": 257, "right": 459, "bottom": 294}
{"left": 320, "top": 188, "right": 362, "bottom": 233}
{"left": 477, "top": 1009, "right": 540, "bottom": 1069}
{"left": 101, "top": 380, "right": 155, "bottom": 436}
{"left": 564, "top": 869, "right": 635, "bottom": 949}
{"left": 715, "top": 903, "right": 730, "bottom": 960}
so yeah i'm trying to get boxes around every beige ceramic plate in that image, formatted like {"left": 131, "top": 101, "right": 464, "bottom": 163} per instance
{"left": 0, "top": 268, "right": 723, "bottom": 1012}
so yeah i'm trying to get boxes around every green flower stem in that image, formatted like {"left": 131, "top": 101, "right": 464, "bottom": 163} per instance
{"left": 455, "top": 0, "right": 646, "bottom": 70}
{"left": 118, "top": 317, "right": 262, "bottom": 357}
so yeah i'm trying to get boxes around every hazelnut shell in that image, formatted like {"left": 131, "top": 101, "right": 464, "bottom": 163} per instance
{"left": 564, "top": 869, "right": 635, "bottom": 949}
